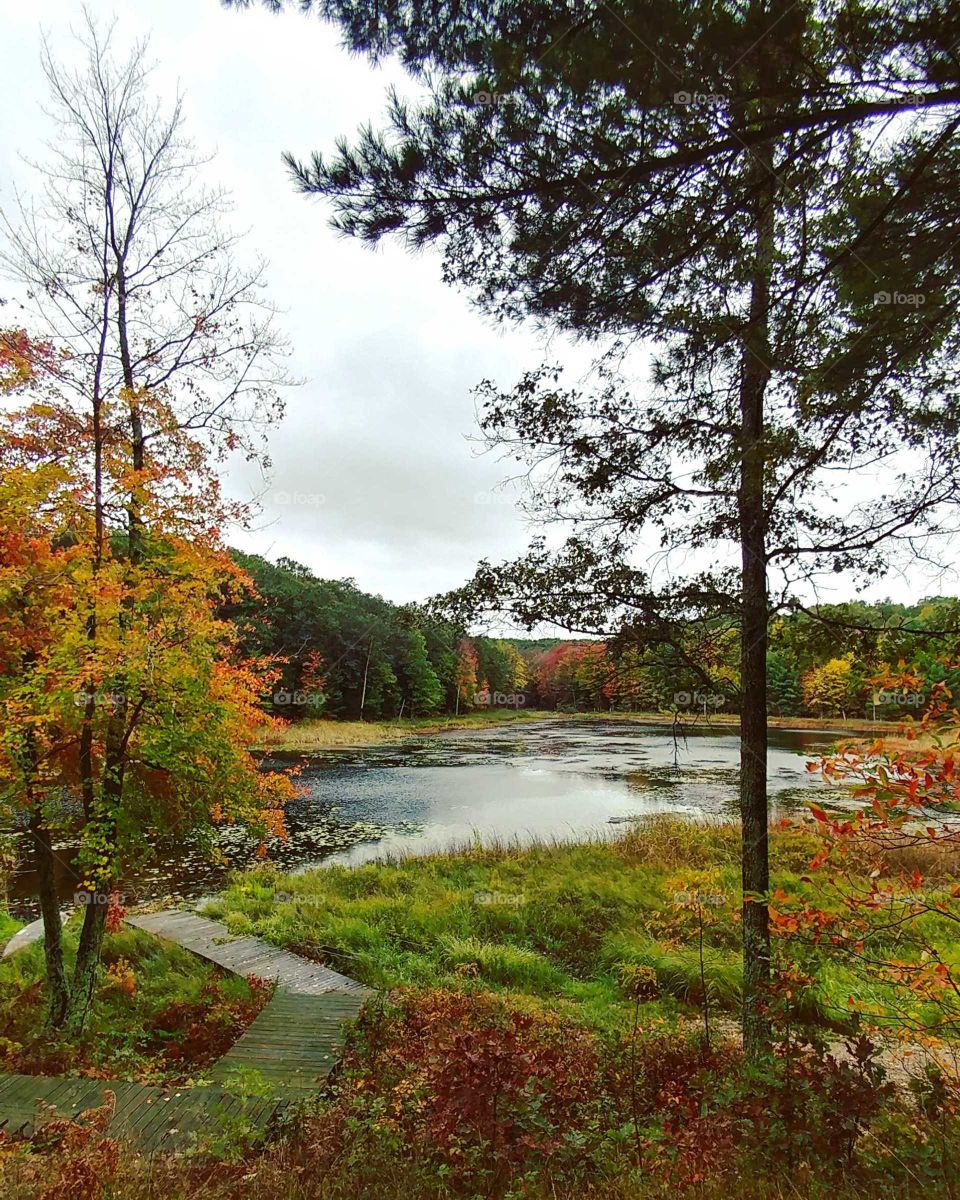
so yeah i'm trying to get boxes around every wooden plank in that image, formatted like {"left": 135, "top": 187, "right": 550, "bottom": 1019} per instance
{"left": 2, "top": 909, "right": 76, "bottom": 959}
{"left": 134, "top": 1090, "right": 194, "bottom": 1148}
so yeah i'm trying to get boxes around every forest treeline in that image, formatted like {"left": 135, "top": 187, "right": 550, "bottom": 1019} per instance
{"left": 229, "top": 554, "right": 960, "bottom": 721}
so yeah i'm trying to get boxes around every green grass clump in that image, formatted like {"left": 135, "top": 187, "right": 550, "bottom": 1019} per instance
{"left": 0, "top": 910, "right": 21, "bottom": 948}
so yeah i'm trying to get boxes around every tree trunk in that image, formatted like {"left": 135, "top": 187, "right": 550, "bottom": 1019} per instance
{"left": 18, "top": 670, "right": 69, "bottom": 1026}
{"left": 61, "top": 258, "right": 139, "bottom": 1036}
{"left": 360, "top": 642, "right": 372, "bottom": 717}
{"left": 31, "top": 815, "right": 69, "bottom": 1028}
{"left": 116, "top": 265, "right": 147, "bottom": 565}
{"left": 65, "top": 725, "right": 124, "bottom": 1034}
{"left": 738, "top": 127, "right": 776, "bottom": 1063}
{"left": 64, "top": 898, "right": 107, "bottom": 1035}
{"left": 739, "top": 482, "right": 771, "bottom": 1058}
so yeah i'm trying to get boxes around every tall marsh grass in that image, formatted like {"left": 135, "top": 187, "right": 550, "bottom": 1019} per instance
{"left": 199, "top": 818, "right": 842, "bottom": 1028}
{"left": 251, "top": 708, "right": 556, "bottom": 751}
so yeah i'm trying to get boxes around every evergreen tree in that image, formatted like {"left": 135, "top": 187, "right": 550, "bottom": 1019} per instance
{"left": 401, "top": 627, "right": 444, "bottom": 716}
{"left": 364, "top": 656, "right": 400, "bottom": 719}
{"left": 766, "top": 651, "right": 802, "bottom": 717}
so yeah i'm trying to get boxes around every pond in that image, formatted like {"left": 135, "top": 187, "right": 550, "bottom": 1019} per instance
{"left": 6, "top": 719, "right": 849, "bottom": 916}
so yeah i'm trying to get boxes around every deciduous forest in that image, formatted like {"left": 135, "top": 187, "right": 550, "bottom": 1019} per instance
{"left": 230, "top": 553, "right": 960, "bottom": 720}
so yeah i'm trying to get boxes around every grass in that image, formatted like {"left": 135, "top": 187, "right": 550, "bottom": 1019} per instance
{"left": 5, "top": 820, "right": 960, "bottom": 1199}
{"left": 251, "top": 707, "right": 557, "bottom": 751}
{"left": 252, "top": 708, "right": 906, "bottom": 753}
{"left": 3, "top": 1135, "right": 957, "bottom": 1200}
{"left": 200, "top": 815, "right": 953, "bottom": 1035}
{"left": 575, "top": 710, "right": 905, "bottom": 732}
{"left": 0, "top": 922, "right": 271, "bottom": 1083}
{"left": 0, "top": 909, "right": 21, "bottom": 948}
{"left": 205, "top": 816, "right": 960, "bottom": 1037}
{"left": 0, "top": 852, "right": 21, "bottom": 948}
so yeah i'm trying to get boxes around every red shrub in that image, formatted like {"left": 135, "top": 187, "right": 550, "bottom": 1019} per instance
{"left": 340, "top": 989, "right": 605, "bottom": 1182}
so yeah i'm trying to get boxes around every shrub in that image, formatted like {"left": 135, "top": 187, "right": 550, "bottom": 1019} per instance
{"left": 334, "top": 989, "right": 607, "bottom": 1192}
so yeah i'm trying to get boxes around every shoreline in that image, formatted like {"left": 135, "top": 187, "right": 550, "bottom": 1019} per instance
{"left": 251, "top": 708, "right": 906, "bottom": 753}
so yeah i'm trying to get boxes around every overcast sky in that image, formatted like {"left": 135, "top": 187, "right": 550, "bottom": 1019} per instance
{"left": 1, "top": 0, "right": 955, "bottom": 612}
{"left": 0, "top": 0, "right": 567, "bottom": 606}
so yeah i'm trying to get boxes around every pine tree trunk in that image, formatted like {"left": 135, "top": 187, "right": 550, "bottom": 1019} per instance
{"left": 739, "top": 487, "right": 770, "bottom": 1057}
{"left": 738, "top": 135, "right": 775, "bottom": 1060}
{"left": 735, "top": 0, "right": 783, "bottom": 1062}
{"left": 739, "top": 217, "right": 772, "bottom": 1054}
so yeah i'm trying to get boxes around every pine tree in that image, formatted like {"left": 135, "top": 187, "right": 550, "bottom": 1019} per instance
{"left": 364, "top": 656, "right": 400, "bottom": 719}
{"left": 766, "top": 652, "right": 802, "bottom": 717}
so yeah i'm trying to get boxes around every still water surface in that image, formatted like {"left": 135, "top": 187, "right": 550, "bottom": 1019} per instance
{"left": 8, "top": 719, "right": 847, "bottom": 915}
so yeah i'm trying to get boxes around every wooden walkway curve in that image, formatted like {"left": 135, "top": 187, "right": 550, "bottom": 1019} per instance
{"left": 0, "top": 909, "right": 372, "bottom": 1151}
{"left": 0, "top": 1073, "right": 284, "bottom": 1152}
{"left": 126, "top": 910, "right": 370, "bottom": 996}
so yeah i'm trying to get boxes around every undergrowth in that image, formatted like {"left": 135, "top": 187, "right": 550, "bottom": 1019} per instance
{"left": 0, "top": 924, "right": 271, "bottom": 1082}
{"left": 1, "top": 989, "right": 958, "bottom": 1200}
{"left": 252, "top": 708, "right": 554, "bottom": 751}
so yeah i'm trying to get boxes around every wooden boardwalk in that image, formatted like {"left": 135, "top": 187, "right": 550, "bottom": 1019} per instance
{"left": 2, "top": 909, "right": 73, "bottom": 959}
{"left": 209, "top": 989, "right": 366, "bottom": 1095}
{"left": 0, "top": 1072, "right": 286, "bottom": 1152}
{"left": 126, "top": 910, "right": 370, "bottom": 995}
{"left": 0, "top": 909, "right": 372, "bottom": 1150}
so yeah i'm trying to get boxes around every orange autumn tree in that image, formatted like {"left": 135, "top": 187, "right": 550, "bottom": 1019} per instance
{"left": 454, "top": 638, "right": 479, "bottom": 712}
{"left": 0, "top": 14, "right": 289, "bottom": 1033}
{"left": 773, "top": 662, "right": 960, "bottom": 1062}
{"left": 0, "top": 338, "right": 294, "bottom": 1030}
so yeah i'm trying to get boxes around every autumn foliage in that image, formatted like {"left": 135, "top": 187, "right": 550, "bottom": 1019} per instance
{"left": 771, "top": 663, "right": 960, "bottom": 1052}
{"left": 294, "top": 988, "right": 912, "bottom": 1197}
{"left": 0, "top": 330, "right": 294, "bottom": 1027}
